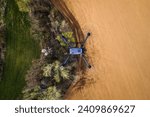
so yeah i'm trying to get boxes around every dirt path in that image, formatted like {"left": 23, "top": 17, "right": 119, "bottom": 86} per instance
{"left": 64, "top": 0, "right": 150, "bottom": 99}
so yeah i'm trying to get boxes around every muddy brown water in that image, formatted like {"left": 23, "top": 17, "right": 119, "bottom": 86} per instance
{"left": 63, "top": 0, "right": 150, "bottom": 99}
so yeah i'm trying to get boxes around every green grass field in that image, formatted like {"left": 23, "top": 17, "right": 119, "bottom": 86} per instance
{"left": 0, "top": 0, "right": 40, "bottom": 99}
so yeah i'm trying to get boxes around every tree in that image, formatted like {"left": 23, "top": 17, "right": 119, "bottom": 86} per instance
{"left": 40, "top": 86, "right": 61, "bottom": 100}
{"left": 42, "top": 61, "right": 69, "bottom": 83}
{"left": 22, "top": 86, "right": 61, "bottom": 100}
{"left": 43, "top": 64, "right": 53, "bottom": 77}
{"left": 22, "top": 86, "right": 41, "bottom": 100}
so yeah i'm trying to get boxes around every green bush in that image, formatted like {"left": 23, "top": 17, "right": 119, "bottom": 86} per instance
{"left": 22, "top": 86, "right": 61, "bottom": 100}
{"left": 56, "top": 32, "right": 75, "bottom": 46}
{"left": 40, "top": 86, "right": 61, "bottom": 100}
{"left": 42, "top": 61, "right": 69, "bottom": 83}
{"left": 16, "top": 0, "right": 30, "bottom": 12}
{"left": 22, "top": 86, "right": 41, "bottom": 100}
{"left": 43, "top": 64, "right": 53, "bottom": 77}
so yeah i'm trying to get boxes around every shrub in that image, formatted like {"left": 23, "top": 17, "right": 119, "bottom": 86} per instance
{"left": 22, "top": 86, "right": 61, "bottom": 100}
{"left": 16, "top": 0, "right": 30, "bottom": 12}
{"left": 42, "top": 61, "right": 69, "bottom": 83}
{"left": 22, "top": 86, "right": 41, "bottom": 100}
{"left": 43, "top": 64, "right": 53, "bottom": 77}
{"left": 56, "top": 32, "right": 75, "bottom": 46}
{"left": 40, "top": 86, "right": 61, "bottom": 100}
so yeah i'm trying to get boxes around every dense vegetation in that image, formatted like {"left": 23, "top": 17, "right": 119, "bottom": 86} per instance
{"left": 0, "top": 0, "right": 78, "bottom": 99}
{"left": 22, "top": 0, "right": 77, "bottom": 100}
{"left": 0, "top": 0, "right": 6, "bottom": 81}
{"left": 0, "top": 0, "right": 40, "bottom": 99}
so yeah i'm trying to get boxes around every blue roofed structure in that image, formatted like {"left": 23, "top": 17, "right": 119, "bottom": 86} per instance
{"left": 69, "top": 48, "right": 83, "bottom": 55}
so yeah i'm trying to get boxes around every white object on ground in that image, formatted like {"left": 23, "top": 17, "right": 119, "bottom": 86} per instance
{"left": 41, "top": 49, "right": 47, "bottom": 53}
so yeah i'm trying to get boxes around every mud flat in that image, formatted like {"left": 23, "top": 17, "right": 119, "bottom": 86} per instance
{"left": 64, "top": 0, "right": 150, "bottom": 99}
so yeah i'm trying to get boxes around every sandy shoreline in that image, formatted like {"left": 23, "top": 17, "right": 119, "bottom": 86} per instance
{"left": 64, "top": 0, "right": 150, "bottom": 99}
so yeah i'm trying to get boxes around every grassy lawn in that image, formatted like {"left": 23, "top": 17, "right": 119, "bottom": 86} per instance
{"left": 0, "top": 0, "right": 40, "bottom": 99}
